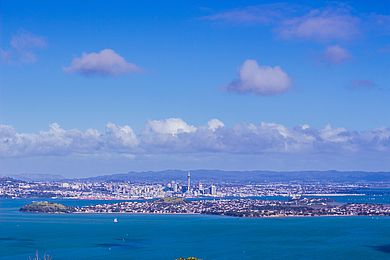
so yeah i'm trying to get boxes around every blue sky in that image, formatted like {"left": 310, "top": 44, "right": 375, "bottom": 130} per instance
{"left": 1, "top": 0, "right": 390, "bottom": 176}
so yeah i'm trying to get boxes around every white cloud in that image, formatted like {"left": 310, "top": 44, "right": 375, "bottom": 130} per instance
{"left": 277, "top": 7, "right": 359, "bottom": 41}
{"left": 320, "top": 125, "right": 350, "bottom": 143}
{"left": 301, "top": 124, "right": 310, "bottom": 130}
{"left": 1, "top": 120, "right": 390, "bottom": 158}
{"left": 105, "top": 123, "right": 139, "bottom": 149}
{"left": 323, "top": 45, "right": 350, "bottom": 64}
{"left": 208, "top": 119, "right": 225, "bottom": 131}
{"left": 64, "top": 49, "right": 141, "bottom": 76}
{"left": 145, "top": 118, "right": 197, "bottom": 136}
{"left": 227, "top": 59, "right": 291, "bottom": 96}
{"left": 0, "top": 123, "right": 138, "bottom": 157}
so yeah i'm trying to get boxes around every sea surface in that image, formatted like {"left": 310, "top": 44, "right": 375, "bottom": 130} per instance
{"left": 1, "top": 198, "right": 390, "bottom": 260}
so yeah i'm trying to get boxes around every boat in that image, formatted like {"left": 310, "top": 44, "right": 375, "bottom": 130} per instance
{"left": 113, "top": 218, "right": 118, "bottom": 223}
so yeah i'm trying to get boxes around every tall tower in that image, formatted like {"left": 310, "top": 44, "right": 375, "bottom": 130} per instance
{"left": 187, "top": 172, "right": 191, "bottom": 193}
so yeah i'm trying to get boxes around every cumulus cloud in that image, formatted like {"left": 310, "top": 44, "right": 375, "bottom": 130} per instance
{"left": 277, "top": 7, "right": 359, "bottom": 41}
{"left": 0, "top": 122, "right": 136, "bottom": 157}
{"left": 323, "top": 45, "right": 351, "bottom": 64}
{"left": 226, "top": 59, "right": 291, "bottom": 96}
{"left": 64, "top": 49, "right": 141, "bottom": 76}
{"left": 2, "top": 119, "right": 390, "bottom": 158}
{"left": 1, "top": 30, "right": 47, "bottom": 63}
{"left": 319, "top": 125, "right": 350, "bottom": 143}
{"left": 208, "top": 119, "right": 225, "bottom": 131}
{"left": 105, "top": 123, "right": 139, "bottom": 149}
{"left": 145, "top": 118, "right": 197, "bottom": 136}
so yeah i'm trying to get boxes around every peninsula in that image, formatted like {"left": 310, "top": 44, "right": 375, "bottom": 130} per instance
{"left": 20, "top": 198, "right": 390, "bottom": 218}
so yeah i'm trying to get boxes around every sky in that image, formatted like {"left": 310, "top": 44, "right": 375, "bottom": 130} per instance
{"left": 1, "top": 0, "right": 390, "bottom": 177}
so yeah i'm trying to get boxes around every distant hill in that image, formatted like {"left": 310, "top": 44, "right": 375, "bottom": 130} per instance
{"left": 8, "top": 173, "right": 65, "bottom": 182}
{"left": 4, "top": 170, "right": 390, "bottom": 184}
{"left": 82, "top": 170, "right": 390, "bottom": 184}
{"left": 0, "top": 176, "right": 23, "bottom": 183}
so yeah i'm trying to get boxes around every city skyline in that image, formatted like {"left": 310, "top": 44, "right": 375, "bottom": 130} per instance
{"left": 1, "top": 0, "right": 390, "bottom": 176}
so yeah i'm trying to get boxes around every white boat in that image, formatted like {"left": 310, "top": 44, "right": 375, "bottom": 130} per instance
{"left": 113, "top": 218, "right": 118, "bottom": 223}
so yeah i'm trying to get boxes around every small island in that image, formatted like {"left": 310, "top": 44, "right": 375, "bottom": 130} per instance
{"left": 20, "top": 201, "right": 76, "bottom": 213}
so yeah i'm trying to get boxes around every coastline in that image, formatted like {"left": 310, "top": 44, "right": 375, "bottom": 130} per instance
{"left": 27, "top": 211, "right": 389, "bottom": 219}
{"left": 302, "top": 193, "right": 365, "bottom": 197}
{"left": 17, "top": 197, "right": 390, "bottom": 219}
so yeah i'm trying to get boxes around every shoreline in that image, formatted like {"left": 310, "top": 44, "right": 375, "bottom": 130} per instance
{"left": 23, "top": 211, "right": 390, "bottom": 219}
{"left": 301, "top": 193, "right": 365, "bottom": 197}
{"left": 17, "top": 198, "right": 390, "bottom": 219}
{"left": 74, "top": 212, "right": 201, "bottom": 215}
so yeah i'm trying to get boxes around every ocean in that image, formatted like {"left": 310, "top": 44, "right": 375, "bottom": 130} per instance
{"left": 1, "top": 198, "right": 390, "bottom": 259}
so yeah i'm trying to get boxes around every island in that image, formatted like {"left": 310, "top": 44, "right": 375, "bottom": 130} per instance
{"left": 20, "top": 201, "right": 76, "bottom": 213}
{"left": 20, "top": 198, "right": 390, "bottom": 217}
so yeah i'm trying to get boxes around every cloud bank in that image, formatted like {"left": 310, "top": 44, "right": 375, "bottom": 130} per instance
{"left": 1, "top": 119, "right": 390, "bottom": 158}
{"left": 226, "top": 59, "right": 291, "bottom": 96}
{"left": 64, "top": 49, "right": 141, "bottom": 76}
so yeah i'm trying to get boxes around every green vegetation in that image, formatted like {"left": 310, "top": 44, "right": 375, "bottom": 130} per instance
{"left": 20, "top": 201, "right": 75, "bottom": 213}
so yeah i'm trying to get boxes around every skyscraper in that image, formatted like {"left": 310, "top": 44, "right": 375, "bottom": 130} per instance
{"left": 210, "top": 185, "right": 217, "bottom": 195}
{"left": 187, "top": 172, "right": 191, "bottom": 193}
{"left": 172, "top": 182, "right": 178, "bottom": 192}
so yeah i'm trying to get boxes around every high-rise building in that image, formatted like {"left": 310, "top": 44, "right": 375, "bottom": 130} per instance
{"left": 172, "top": 182, "right": 178, "bottom": 192}
{"left": 210, "top": 185, "right": 217, "bottom": 195}
{"left": 187, "top": 172, "right": 191, "bottom": 193}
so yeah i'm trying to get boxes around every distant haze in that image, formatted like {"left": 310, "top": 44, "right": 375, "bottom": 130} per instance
{"left": 4, "top": 170, "right": 390, "bottom": 184}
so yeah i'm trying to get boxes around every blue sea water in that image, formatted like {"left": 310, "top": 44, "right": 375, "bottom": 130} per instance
{"left": 1, "top": 198, "right": 390, "bottom": 259}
